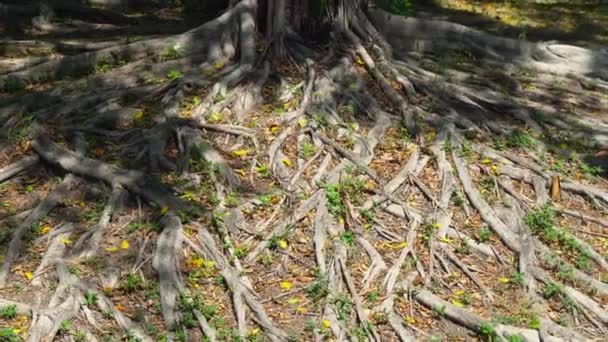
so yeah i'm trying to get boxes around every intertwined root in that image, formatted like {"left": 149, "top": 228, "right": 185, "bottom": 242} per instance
{"left": 1, "top": 1, "right": 608, "bottom": 341}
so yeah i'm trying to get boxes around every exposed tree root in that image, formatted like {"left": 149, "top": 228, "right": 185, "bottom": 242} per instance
{"left": 0, "top": 155, "right": 39, "bottom": 183}
{"left": 2, "top": 2, "right": 608, "bottom": 340}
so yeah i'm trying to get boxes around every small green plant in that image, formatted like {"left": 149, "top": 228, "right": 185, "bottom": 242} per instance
{"left": 324, "top": 183, "right": 344, "bottom": 218}
{"left": 455, "top": 240, "right": 471, "bottom": 255}
{"left": 507, "top": 129, "right": 535, "bottom": 149}
{"left": 367, "top": 290, "right": 380, "bottom": 303}
{"left": 178, "top": 294, "right": 202, "bottom": 328}
{"left": 160, "top": 44, "right": 182, "bottom": 61}
{"left": 421, "top": 221, "right": 437, "bottom": 246}
{"left": 396, "top": 126, "right": 411, "bottom": 147}
{"left": 84, "top": 291, "right": 97, "bottom": 307}
{"left": 59, "top": 320, "right": 72, "bottom": 333}
{"left": 122, "top": 273, "right": 143, "bottom": 292}
{"left": 451, "top": 189, "right": 465, "bottom": 206}
{"left": 442, "top": 137, "right": 453, "bottom": 153}
{"left": 578, "top": 161, "right": 603, "bottom": 177}
{"left": 0, "top": 328, "right": 19, "bottom": 342}
{"left": 511, "top": 271, "right": 525, "bottom": 287}
{"left": 479, "top": 322, "right": 497, "bottom": 339}
{"left": 73, "top": 330, "right": 87, "bottom": 342}
{"left": 340, "top": 231, "right": 355, "bottom": 247}
{"left": 225, "top": 192, "right": 239, "bottom": 207}
{"left": 333, "top": 292, "right": 353, "bottom": 321}
{"left": 300, "top": 142, "right": 316, "bottom": 159}
{"left": 167, "top": 70, "right": 183, "bottom": 80}
{"left": 432, "top": 304, "right": 447, "bottom": 317}
{"left": 377, "top": 0, "right": 414, "bottom": 16}
{"left": 508, "top": 335, "right": 525, "bottom": 342}
{"left": 542, "top": 282, "right": 562, "bottom": 298}
{"left": 306, "top": 270, "right": 330, "bottom": 304}
{"left": 257, "top": 193, "right": 275, "bottom": 206}
{"left": 477, "top": 227, "right": 492, "bottom": 243}
{"left": 460, "top": 140, "right": 475, "bottom": 160}
{"left": 0, "top": 305, "right": 17, "bottom": 319}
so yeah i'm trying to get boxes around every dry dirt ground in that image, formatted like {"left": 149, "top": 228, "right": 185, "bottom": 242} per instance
{"left": 1, "top": 1, "right": 608, "bottom": 341}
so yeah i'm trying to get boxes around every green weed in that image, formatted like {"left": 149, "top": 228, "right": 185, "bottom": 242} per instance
{"left": 0, "top": 305, "right": 17, "bottom": 319}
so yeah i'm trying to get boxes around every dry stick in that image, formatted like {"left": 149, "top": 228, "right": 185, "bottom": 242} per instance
{"left": 444, "top": 249, "right": 494, "bottom": 301}
{"left": 338, "top": 258, "right": 381, "bottom": 342}
{"left": 0, "top": 154, "right": 39, "bottom": 183}
{"left": 383, "top": 222, "right": 418, "bottom": 295}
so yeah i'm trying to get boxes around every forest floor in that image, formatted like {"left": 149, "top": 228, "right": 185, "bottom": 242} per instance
{"left": 1, "top": 1, "right": 608, "bottom": 342}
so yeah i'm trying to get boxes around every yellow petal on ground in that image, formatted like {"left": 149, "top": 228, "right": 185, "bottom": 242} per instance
{"left": 60, "top": 238, "right": 73, "bottom": 245}
{"left": 188, "top": 256, "right": 205, "bottom": 268}
{"left": 105, "top": 246, "right": 119, "bottom": 252}
{"left": 279, "top": 281, "right": 293, "bottom": 290}
{"left": 282, "top": 158, "right": 292, "bottom": 167}
{"left": 214, "top": 60, "right": 225, "bottom": 70}
{"left": 454, "top": 290, "right": 465, "bottom": 296}
{"left": 120, "top": 240, "right": 130, "bottom": 250}
{"left": 248, "top": 328, "right": 260, "bottom": 336}
{"left": 278, "top": 240, "right": 288, "bottom": 249}
{"left": 386, "top": 241, "right": 407, "bottom": 249}
{"left": 287, "top": 298, "right": 300, "bottom": 305}
{"left": 482, "top": 158, "right": 492, "bottom": 165}
{"left": 134, "top": 111, "right": 144, "bottom": 120}
{"left": 160, "top": 206, "right": 170, "bottom": 215}
{"left": 405, "top": 316, "right": 416, "bottom": 324}
{"left": 296, "top": 306, "right": 308, "bottom": 314}
{"left": 233, "top": 149, "right": 250, "bottom": 157}
{"left": 40, "top": 225, "right": 52, "bottom": 234}
{"left": 498, "top": 277, "right": 510, "bottom": 284}
{"left": 297, "top": 118, "right": 307, "bottom": 128}
{"left": 322, "top": 319, "right": 331, "bottom": 329}
{"left": 439, "top": 236, "right": 453, "bottom": 244}
{"left": 451, "top": 300, "right": 464, "bottom": 307}
{"left": 24, "top": 271, "right": 33, "bottom": 280}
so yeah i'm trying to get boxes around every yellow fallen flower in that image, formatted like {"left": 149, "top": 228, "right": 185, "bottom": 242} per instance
{"left": 120, "top": 240, "right": 130, "bottom": 250}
